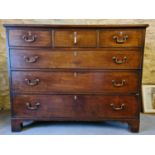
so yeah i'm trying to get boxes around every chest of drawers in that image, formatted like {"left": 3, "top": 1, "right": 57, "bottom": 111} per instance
{"left": 4, "top": 24, "right": 148, "bottom": 132}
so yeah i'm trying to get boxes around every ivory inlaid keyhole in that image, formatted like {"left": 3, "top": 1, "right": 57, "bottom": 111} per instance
{"left": 74, "top": 95, "right": 77, "bottom": 100}
{"left": 73, "top": 51, "right": 77, "bottom": 56}
{"left": 73, "top": 32, "right": 77, "bottom": 44}
{"left": 74, "top": 72, "right": 77, "bottom": 77}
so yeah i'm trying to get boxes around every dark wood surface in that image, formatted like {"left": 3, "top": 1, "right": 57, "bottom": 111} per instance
{"left": 5, "top": 24, "right": 148, "bottom": 132}
{"left": 10, "top": 49, "right": 142, "bottom": 69}
{"left": 8, "top": 28, "right": 145, "bottom": 48}
{"left": 8, "top": 29, "right": 51, "bottom": 47}
{"left": 12, "top": 71, "right": 139, "bottom": 93}
{"left": 54, "top": 30, "right": 97, "bottom": 47}
{"left": 4, "top": 24, "right": 149, "bottom": 28}
{"left": 12, "top": 95, "right": 139, "bottom": 118}
{"left": 99, "top": 29, "right": 143, "bottom": 47}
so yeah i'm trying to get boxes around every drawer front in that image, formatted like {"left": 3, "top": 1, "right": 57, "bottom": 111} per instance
{"left": 54, "top": 30, "right": 97, "bottom": 47}
{"left": 12, "top": 71, "right": 139, "bottom": 93}
{"left": 8, "top": 29, "right": 51, "bottom": 47}
{"left": 99, "top": 29, "right": 143, "bottom": 47}
{"left": 10, "top": 49, "right": 142, "bottom": 69}
{"left": 12, "top": 95, "right": 139, "bottom": 119}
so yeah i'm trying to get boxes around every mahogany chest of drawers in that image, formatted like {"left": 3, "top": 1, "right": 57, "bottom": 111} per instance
{"left": 4, "top": 24, "right": 148, "bottom": 132}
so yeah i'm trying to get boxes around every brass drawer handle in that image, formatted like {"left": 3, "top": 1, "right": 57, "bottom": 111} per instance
{"left": 112, "top": 56, "right": 127, "bottom": 64}
{"left": 24, "top": 56, "right": 39, "bottom": 63}
{"left": 112, "top": 80, "right": 126, "bottom": 87}
{"left": 110, "top": 103, "right": 125, "bottom": 111}
{"left": 113, "top": 32, "right": 128, "bottom": 44}
{"left": 73, "top": 31, "right": 77, "bottom": 45}
{"left": 22, "top": 31, "right": 37, "bottom": 43}
{"left": 26, "top": 102, "right": 40, "bottom": 110}
{"left": 25, "top": 78, "right": 40, "bottom": 86}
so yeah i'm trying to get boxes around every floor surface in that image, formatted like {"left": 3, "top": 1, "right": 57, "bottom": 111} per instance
{"left": 0, "top": 111, "right": 155, "bottom": 135}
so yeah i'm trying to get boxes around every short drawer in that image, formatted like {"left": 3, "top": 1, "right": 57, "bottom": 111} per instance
{"left": 12, "top": 95, "right": 139, "bottom": 119}
{"left": 8, "top": 29, "right": 51, "bottom": 47}
{"left": 11, "top": 71, "right": 139, "bottom": 93}
{"left": 10, "top": 49, "right": 142, "bottom": 69}
{"left": 99, "top": 29, "right": 143, "bottom": 47}
{"left": 54, "top": 30, "right": 97, "bottom": 47}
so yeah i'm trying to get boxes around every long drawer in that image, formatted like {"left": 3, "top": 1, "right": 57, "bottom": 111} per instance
{"left": 11, "top": 71, "right": 139, "bottom": 93}
{"left": 12, "top": 95, "right": 139, "bottom": 119}
{"left": 10, "top": 49, "right": 142, "bottom": 69}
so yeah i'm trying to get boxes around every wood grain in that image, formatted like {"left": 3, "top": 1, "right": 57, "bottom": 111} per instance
{"left": 10, "top": 49, "right": 142, "bottom": 69}
{"left": 99, "top": 29, "right": 143, "bottom": 47}
{"left": 11, "top": 71, "right": 139, "bottom": 93}
{"left": 12, "top": 95, "right": 139, "bottom": 119}
{"left": 54, "top": 30, "right": 97, "bottom": 47}
{"left": 9, "top": 29, "right": 51, "bottom": 47}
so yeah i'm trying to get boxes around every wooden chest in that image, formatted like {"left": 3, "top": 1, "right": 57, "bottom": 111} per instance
{"left": 4, "top": 24, "right": 148, "bottom": 132}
